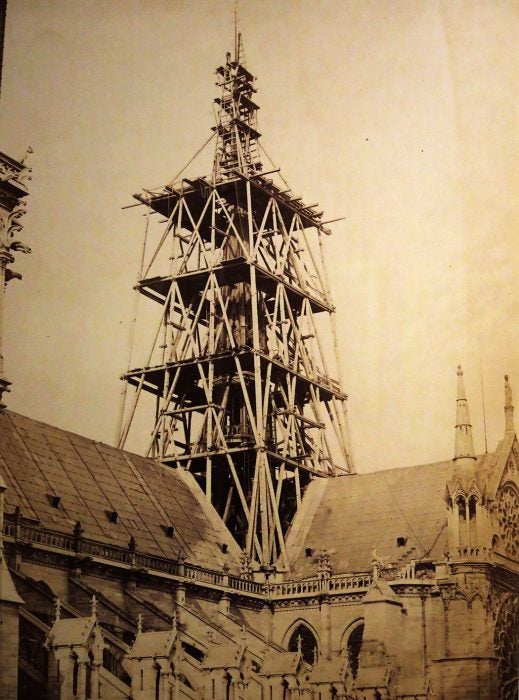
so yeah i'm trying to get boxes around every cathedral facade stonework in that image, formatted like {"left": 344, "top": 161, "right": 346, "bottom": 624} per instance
{"left": 0, "top": 395, "right": 518, "bottom": 699}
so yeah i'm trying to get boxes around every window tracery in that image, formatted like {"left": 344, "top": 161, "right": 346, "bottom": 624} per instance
{"left": 494, "top": 594, "right": 518, "bottom": 700}
{"left": 497, "top": 485, "right": 519, "bottom": 558}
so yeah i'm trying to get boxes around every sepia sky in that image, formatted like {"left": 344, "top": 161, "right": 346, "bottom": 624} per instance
{"left": 1, "top": 0, "right": 518, "bottom": 473}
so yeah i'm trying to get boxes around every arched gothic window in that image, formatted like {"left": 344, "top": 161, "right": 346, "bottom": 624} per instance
{"left": 346, "top": 623, "right": 364, "bottom": 680}
{"left": 497, "top": 485, "right": 519, "bottom": 558}
{"left": 287, "top": 623, "right": 318, "bottom": 665}
{"left": 494, "top": 594, "right": 518, "bottom": 700}
{"left": 457, "top": 496, "right": 467, "bottom": 547}
{"left": 468, "top": 495, "right": 478, "bottom": 545}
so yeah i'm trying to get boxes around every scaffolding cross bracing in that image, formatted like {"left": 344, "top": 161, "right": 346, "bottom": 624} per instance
{"left": 118, "top": 42, "right": 354, "bottom": 572}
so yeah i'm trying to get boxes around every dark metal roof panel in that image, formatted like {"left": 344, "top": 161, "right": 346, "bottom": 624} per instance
{"left": 0, "top": 411, "right": 240, "bottom": 571}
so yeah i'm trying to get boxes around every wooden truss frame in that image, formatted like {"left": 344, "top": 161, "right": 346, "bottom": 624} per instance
{"left": 118, "top": 172, "right": 354, "bottom": 571}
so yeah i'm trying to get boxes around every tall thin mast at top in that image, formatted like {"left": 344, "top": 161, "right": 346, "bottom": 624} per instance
{"left": 212, "top": 32, "right": 262, "bottom": 181}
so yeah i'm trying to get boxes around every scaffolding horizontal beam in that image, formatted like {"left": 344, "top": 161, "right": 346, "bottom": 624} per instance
{"left": 123, "top": 348, "right": 347, "bottom": 403}
{"left": 132, "top": 174, "right": 329, "bottom": 236}
{"left": 137, "top": 258, "right": 332, "bottom": 314}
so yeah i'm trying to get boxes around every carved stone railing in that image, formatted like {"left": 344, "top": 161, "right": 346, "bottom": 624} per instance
{"left": 184, "top": 562, "right": 225, "bottom": 587}
{"left": 450, "top": 547, "right": 519, "bottom": 574}
{"left": 328, "top": 572, "right": 373, "bottom": 591}
{"left": 4, "top": 515, "right": 380, "bottom": 600}
{"left": 2, "top": 515, "right": 268, "bottom": 596}
{"left": 228, "top": 575, "right": 264, "bottom": 594}
{"left": 4, "top": 520, "right": 77, "bottom": 552}
{"left": 267, "top": 572, "right": 373, "bottom": 599}
{"left": 454, "top": 546, "right": 492, "bottom": 560}
{"left": 133, "top": 552, "right": 178, "bottom": 575}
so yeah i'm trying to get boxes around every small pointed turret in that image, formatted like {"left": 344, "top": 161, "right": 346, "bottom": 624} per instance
{"left": 454, "top": 365, "right": 476, "bottom": 461}
{"left": 504, "top": 374, "right": 515, "bottom": 435}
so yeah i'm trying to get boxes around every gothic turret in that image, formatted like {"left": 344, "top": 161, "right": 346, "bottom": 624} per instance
{"left": 453, "top": 365, "right": 476, "bottom": 463}
{"left": 446, "top": 366, "right": 481, "bottom": 552}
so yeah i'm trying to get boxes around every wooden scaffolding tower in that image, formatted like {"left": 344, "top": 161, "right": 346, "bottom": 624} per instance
{"left": 118, "top": 36, "right": 354, "bottom": 571}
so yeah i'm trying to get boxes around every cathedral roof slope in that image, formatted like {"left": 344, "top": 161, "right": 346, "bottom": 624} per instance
{"left": 46, "top": 616, "right": 96, "bottom": 648}
{"left": 0, "top": 411, "right": 240, "bottom": 570}
{"left": 128, "top": 630, "right": 175, "bottom": 659}
{"left": 287, "top": 455, "right": 495, "bottom": 577}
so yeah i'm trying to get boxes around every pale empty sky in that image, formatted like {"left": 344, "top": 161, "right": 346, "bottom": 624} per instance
{"left": 1, "top": 0, "right": 518, "bottom": 472}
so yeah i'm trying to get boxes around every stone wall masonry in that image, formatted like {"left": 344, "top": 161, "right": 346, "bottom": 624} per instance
{"left": 0, "top": 602, "right": 21, "bottom": 700}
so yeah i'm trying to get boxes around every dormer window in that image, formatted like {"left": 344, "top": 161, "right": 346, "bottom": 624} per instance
{"left": 47, "top": 494, "right": 61, "bottom": 508}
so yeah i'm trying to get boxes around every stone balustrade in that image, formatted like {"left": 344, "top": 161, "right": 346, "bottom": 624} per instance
{"left": 4, "top": 515, "right": 445, "bottom": 601}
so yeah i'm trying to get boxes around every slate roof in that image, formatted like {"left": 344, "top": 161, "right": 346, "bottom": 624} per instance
{"left": 287, "top": 454, "right": 496, "bottom": 577}
{"left": 258, "top": 649, "right": 300, "bottom": 676}
{"left": 201, "top": 642, "right": 243, "bottom": 669}
{"left": 308, "top": 656, "right": 347, "bottom": 683}
{"left": 47, "top": 616, "right": 96, "bottom": 647}
{"left": 0, "top": 411, "right": 240, "bottom": 570}
{"left": 129, "top": 630, "right": 175, "bottom": 659}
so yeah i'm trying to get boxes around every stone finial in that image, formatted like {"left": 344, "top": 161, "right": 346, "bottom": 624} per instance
{"left": 20, "top": 146, "right": 33, "bottom": 165}
{"left": 137, "top": 613, "right": 143, "bottom": 634}
{"left": 296, "top": 634, "right": 302, "bottom": 655}
{"left": 91, "top": 595, "right": 97, "bottom": 619}
{"left": 239, "top": 550, "right": 252, "bottom": 578}
{"left": 54, "top": 597, "right": 62, "bottom": 622}
{"left": 371, "top": 546, "right": 391, "bottom": 580}
{"left": 505, "top": 374, "right": 515, "bottom": 435}
{"left": 317, "top": 550, "right": 332, "bottom": 578}
{"left": 313, "top": 645, "right": 318, "bottom": 666}
{"left": 454, "top": 365, "right": 476, "bottom": 462}
{"left": 171, "top": 609, "right": 177, "bottom": 633}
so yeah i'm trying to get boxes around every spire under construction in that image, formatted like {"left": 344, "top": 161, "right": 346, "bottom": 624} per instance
{"left": 117, "top": 37, "right": 354, "bottom": 571}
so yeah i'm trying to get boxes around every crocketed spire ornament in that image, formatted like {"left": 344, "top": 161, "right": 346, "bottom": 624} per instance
{"left": 454, "top": 365, "right": 476, "bottom": 463}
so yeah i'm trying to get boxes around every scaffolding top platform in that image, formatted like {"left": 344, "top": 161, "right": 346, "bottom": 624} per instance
{"left": 134, "top": 172, "right": 332, "bottom": 236}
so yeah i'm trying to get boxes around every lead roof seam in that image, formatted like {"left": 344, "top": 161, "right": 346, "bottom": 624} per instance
{"left": 117, "top": 451, "right": 192, "bottom": 557}
{"left": 9, "top": 415, "right": 56, "bottom": 496}
{"left": 88, "top": 442, "right": 149, "bottom": 526}
{"left": 41, "top": 432, "right": 98, "bottom": 526}
{"left": 67, "top": 438, "right": 131, "bottom": 540}
{"left": 0, "top": 451, "right": 35, "bottom": 516}
{"left": 379, "top": 468, "right": 429, "bottom": 557}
